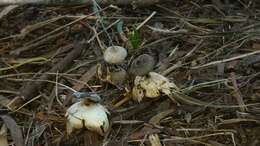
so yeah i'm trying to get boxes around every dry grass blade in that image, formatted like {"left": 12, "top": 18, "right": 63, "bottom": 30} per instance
{"left": 230, "top": 72, "right": 247, "bottom": 112}
{"left": 218, "top": 118, "right": 260, "bottom": 125}
{"left": 170, "top": 91, "right": 259, "bottom": 108}
{"left": 0, "top": 57, "right": 48, "bottom": 72}
{"left": 191, "top": 50, "right": 260, "bottom": 69}
{"left": 8, "top": 43, "right": 85, "bottom": 110}
{"left": 0, "top": 5, "right": 18, "bottom": 19}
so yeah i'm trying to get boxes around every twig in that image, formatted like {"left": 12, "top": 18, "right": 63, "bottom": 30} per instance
{"left": 112, "top": 101, "right": 152, "bottom": 121}
{"left": 63, "top": 65, "right": 97, "bottom": 106}
{"left": 10, "top": 31, "right": 66, "bottom": 55}
{"left": 161, "top": 61, "right": 183, "bottom": 76}
{"left": 171, "top": 91, "right": 259, "bottom": 108}
{"left": 6, "top": 78, "right": 77, "bottom": 92}
{"left": 136, "top": 11, "right": 157, "bottom": 30}
{"left": 12, "top": 95, "right": 42, "bottom": 113}
{"left": 0, "top": 72, "right": 81, "bottom": 79}
{"left": 163, "top": 132, "right": 236, "bottom": 146}
{"left": 7, "top": 42, "right": 86, "bottom": 110}
{"left": 0, "top": 57, "right": 48, "bottom": 72}
{"left": 0, "top": 5, "right": 18, "bottom": 19}
{"left": 24, "top": 6, "right": 110, "bottom": 47}
{"left": 230, "top": 71, "right": 247, "bottom": 112}
{"left": 87, "top": 19, "right": 121, "bottom": 43}
{"left": 147, "top": 25, "right": 188, "bottom": 34}
{"left": 191, "top": 50, "right": 260, "bottom": 69}
{"left": 182, "top": 39, "right": 203, "bottom": 59}
{"left": 113, "top": 96, "right": 131, "bottom": 108}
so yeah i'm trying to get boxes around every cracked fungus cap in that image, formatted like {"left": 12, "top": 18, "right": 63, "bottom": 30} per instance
{"left": 132, "top": 72, "right": 179, "bottom": 101}
{"left": 66, "top": 100, "right": 109, "bottom": 136}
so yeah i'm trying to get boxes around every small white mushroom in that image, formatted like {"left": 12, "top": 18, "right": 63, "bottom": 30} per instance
{"left": 66, "top": 98, "right": 109, "bottom": 136}
{"left": 103, "top": 46, "right": 127, "bottom": 64}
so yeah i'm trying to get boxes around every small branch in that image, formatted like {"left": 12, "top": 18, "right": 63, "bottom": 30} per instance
{"left": 147, "top": 25, "right": 188, "bottom": 34}
{"left": 0, "top": 5, "right": 18, "bottom": 19}
{"left": 7, "top": 42, "right": 86, "bottom": 110}
{"left": 136, "top": 11, "right": 157, "bottom": 30}
{"left": 191, "top": 49, "right": 260, "bottom": 69}
{"left": 10, "top": 31, "right": 65, "bottom": 55}
{"left": 228, "top": 61, "right": 247, "bottom": 112}
{"left": 63, "top": 65, "right": 97, "bottom": 106}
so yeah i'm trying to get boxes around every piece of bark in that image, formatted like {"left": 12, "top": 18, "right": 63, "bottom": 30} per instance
{"left": 8, "top": 42, "right": 85, "bottom": 110}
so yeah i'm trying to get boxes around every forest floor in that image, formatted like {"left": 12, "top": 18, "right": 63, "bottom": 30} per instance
{"left": 0, "top": 1, "right": 260, "bottom": 146}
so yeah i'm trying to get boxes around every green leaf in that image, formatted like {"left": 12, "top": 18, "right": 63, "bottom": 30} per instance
{"left": 128, "top": 28, "right": 141, "bottom": 49}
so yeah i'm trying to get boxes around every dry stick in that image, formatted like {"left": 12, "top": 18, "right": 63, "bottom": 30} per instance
{"left": 0, "top": 5, "right": 18, "bottom": 19}
{"left": 136, "top": 11, "right": 157, "bottom": 30}
{"left": 20, "top": 16, "right": 65, "bottom": 43}
{"left": 10, "top": 31, "right": 65, "bottom": 55}
{"left": 113, "top": 96, "right": 131, "bottom": 108}
{"left": 0, "top": 0, "right": 163, "bottom": 6}
{"left": 161, "top": 40, "right": 203, "bottom": 76}
{"left": 23, "top": 6, "right": 110, "bottom": 48}
{"left": 7, "top": 78, "right": 77, "bottom": 92}
{"left": 0, "top": 72, "right": 80, "bottom": 79}
{"left": 87, "top": 19, "right": 121, "bottom": 43}
{"left": 161, "top": 62, "right": 183, "bottom": 76}
{"left": 147, "top": 25, "right": 188, "bottom": 34}
{"left": 230, "top": 72, "right": 247, "bottom": 112}
{"left": 0, "top": 95, "right": 31, "bottom": 115}
{"left": 183, "top": 39, "right": 203, "bottom": 59}
{"left": 7, "top": 43, "right": 86, "bottom": 110}
{"left": 112, "top": 101, "right": 152, "bottom": 121}
{"left": 170, "top": 91, "right": 258, "bottom": 108}
{"left": 191, "top": 49, "right": 260, "bottom": 69}
{"left": 63, "top": 65, "right": 97, "bottom": 106}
